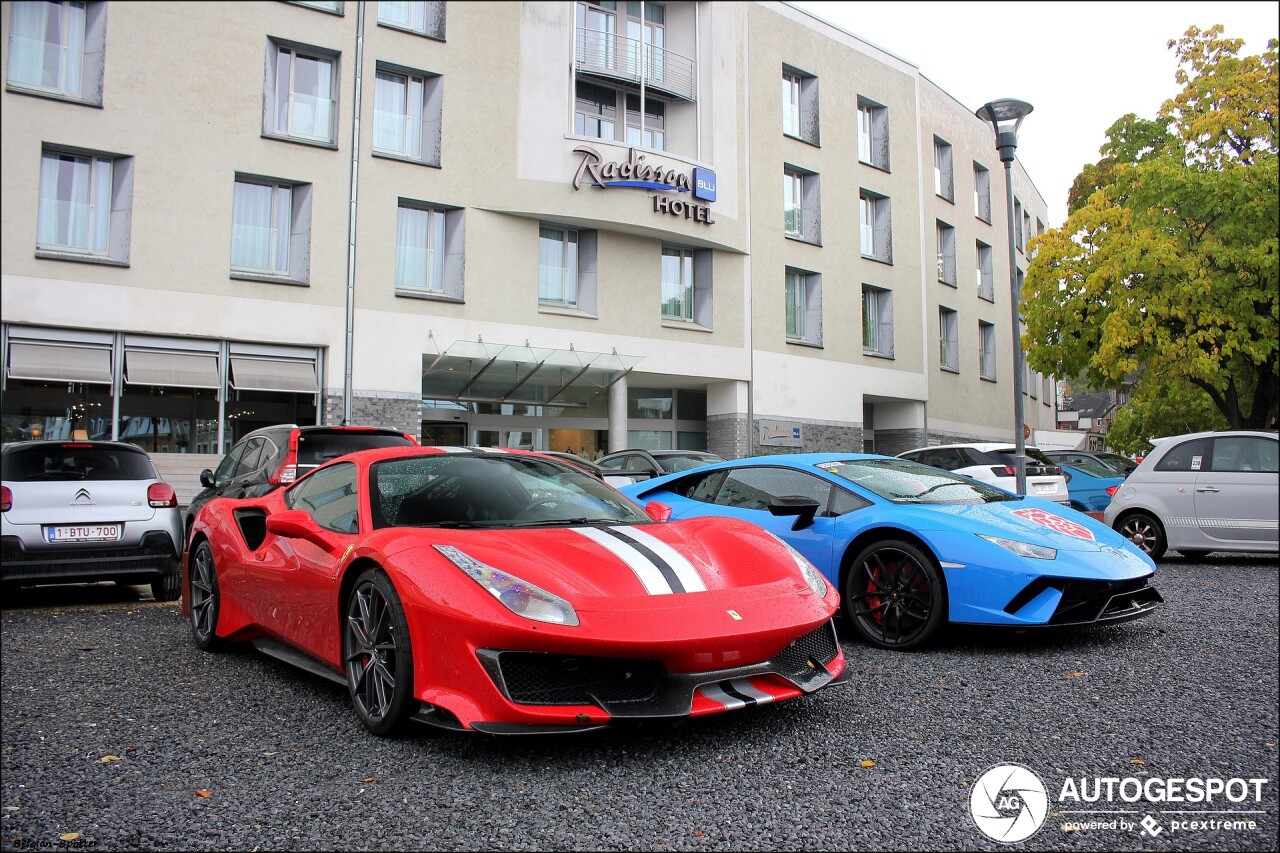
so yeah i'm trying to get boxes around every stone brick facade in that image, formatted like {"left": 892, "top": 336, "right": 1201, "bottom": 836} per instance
{"left": 323, "top": 392, "right": 421, "bottom": 439}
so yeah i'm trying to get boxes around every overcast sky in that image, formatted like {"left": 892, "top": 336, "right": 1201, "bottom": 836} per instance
{"left": 785, "top": 1, "right": 1279, "bottom": 225}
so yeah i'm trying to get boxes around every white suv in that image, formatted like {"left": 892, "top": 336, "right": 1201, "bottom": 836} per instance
{"left": 897, "top": 443, "right": 1070, "bottom": 504}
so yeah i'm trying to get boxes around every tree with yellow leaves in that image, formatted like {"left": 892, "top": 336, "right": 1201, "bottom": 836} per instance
{"left": 1025, "top": 26, "right": 1278, "bottom": 436}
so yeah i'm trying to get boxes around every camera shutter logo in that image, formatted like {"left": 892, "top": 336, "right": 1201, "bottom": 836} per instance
{"left": 970, "top": 763, "right": 1049, "bottom": 843}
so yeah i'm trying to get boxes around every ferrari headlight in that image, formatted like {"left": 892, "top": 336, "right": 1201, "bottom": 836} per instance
{"left": 434, "top": 545, "right": 580, "bottom": 626}
{"left": 977, "top": 534, "right": 1057, "bottom": 560}
{"left": 770, "top": 534, "right": 829, "bottom": 597}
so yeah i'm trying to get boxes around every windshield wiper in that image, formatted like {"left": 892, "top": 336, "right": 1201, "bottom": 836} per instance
{"left": 506, "top": 517, "right": 625, "bottom": 528}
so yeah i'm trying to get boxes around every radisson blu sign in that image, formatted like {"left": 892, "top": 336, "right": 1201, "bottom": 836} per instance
{"left": 571, "top": 145, "right": 716, "bottom": 225}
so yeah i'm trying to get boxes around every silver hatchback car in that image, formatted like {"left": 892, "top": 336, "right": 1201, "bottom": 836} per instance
{"left": 1, "top": 441, "right": 184, "bottom": 599}
{"left": 1104, "top": 430, "right": 1279, "bottom": 560}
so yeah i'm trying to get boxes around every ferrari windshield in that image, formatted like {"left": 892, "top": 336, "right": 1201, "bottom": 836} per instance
{"left": 370, "top": 454, "right": 652, "bottom": 528}
{"left": 817, "top": 458, "right": 1016, "bottom": 504}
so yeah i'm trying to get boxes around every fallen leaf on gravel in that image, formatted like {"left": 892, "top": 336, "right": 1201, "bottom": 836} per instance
{"left": 693, "top": 831, "right": 705, "bottom": 837}
{"left": 1130, "top": 759, "right": 1146, "bottom": 765}
{"left": 860, "top": 760, "right": 876, "bottom": 768}
{"left": 362, "top": 777, "right": 375, "bottom": 783}
{"left": 100, "top": 755, "right": 121, "bottom": 763}
{"left": 262, "top": 752, "right": 276, "bottom": 757}
{"left": 195, "top": 789, "right": 212, "bottom": 798}
{"left": 59, "top": 833, "right": 81, "bottom": 842}
{"left": 1061, "top": 671, "right": 1087, "bottom": 679}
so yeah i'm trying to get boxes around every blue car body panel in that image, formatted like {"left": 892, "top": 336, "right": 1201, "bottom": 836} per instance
{"left": 621, "top": 452, "right": 1158, "bottom": 628}
{"left": 1061, "top": 464, "right": 1125, "bottom": 512}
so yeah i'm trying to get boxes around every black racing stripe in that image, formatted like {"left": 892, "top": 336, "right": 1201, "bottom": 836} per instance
{"left": 719, "top": 680, "right": 757, "bottom": 707}
{"left": 601, "top": 526, "right": 685, "bottom": 593}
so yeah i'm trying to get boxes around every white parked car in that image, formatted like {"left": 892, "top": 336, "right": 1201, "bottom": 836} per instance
{"left": 1104, "top": 430, "right": 1279, "bottom": 560}
{"left": 896, "top": 443, "right": 1070, "bottom": 504}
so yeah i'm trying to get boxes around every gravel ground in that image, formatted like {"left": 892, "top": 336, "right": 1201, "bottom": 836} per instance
{"left": 2, "top": 554, "right": 1277, "bottom": 852}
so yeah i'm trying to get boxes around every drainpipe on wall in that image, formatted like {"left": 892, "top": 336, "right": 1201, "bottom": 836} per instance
{"left": 341, "top": 1, "right": 367, "bottom": 425}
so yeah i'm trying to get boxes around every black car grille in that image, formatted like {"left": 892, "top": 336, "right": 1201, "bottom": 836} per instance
{"left": 769, "top": 622, "right": 841, "bottom": 685}
{"left": 1004, "top": 576, "right": 1157, "bottom": 624}
{"left": 1, "top": 532, "right": 174, "bottom": 582}
{"left": 492, "top": 652, "right": 667, "bottom": 707}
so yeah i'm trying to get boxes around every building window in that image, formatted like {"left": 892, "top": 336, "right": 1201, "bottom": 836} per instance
{"left": 574, "top": 80, "right": 618, "bottom": 140}
{"left": 539, "top": 225, "right": 578, "bottom": 308}
{"left": 936, "top": 220, "right": 956, "bottom": 285}
{"left": 1014, "top": 198, "right": 1024, "bottom": 250}
{"left": 782, "top": 65, "right": 818, "bottom": 145}
{"left": 783, "top": 167, "right": 820, "bottom": 243}
{"left": 625, "top": 93, "right": 664, "bottom": 149}
{"left": 37, "top": 147, "right": 132, "bottom": 264}
{"left": 395, "top": 201, "right": 464, "bottom": 301}
{"left": 1023, "top": 209, "right": 1034, "bottom": 253}
{"left": 231, "top": 176, "right": 311, "bottom": 284}
{"left": 785, "top": 268, "right": 822, "bottom": 346}
{"left": 974, "top": 162, "right": 991, "bottom": 222}
{"left": 857, "top": 97, "right": 889, "bottom": 170}
{"left": 939, "top": 307, "right": 959, "bottom": 372}
{"left": 862, "top": 284, "right": 893, "bottom": 358}
{"left": 859, "top": 190, "right": 892, "bottom": 263}
{"left": 979, "top": 321, "right": 996, "bottom": 380}
{"left": 265, "top": 39, "right": 338, "bottom": 146}
{"left": 377, "top": 1, "right": 445, "bottom": 39}
{"left": 6, "top": 0, "right": 105, "bottom": 105}
{"left": 934, "top": 137, "right": 954, "bottom": 202}
{"left": 976, "top": 240, "right": 994, "bottom": 301}
{"left": 660, "top": 245, "right": 711, "bottom": 327}
{"left": 288, "top": 1, "right": 344, "bottom": 13}
{"left": 372, "top": 64, "right": 442, "bottom": 165}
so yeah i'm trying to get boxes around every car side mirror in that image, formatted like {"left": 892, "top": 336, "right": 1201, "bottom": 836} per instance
{"left": 644, "top": 501, "right": 672, "bottom": 523}
{"left": 199, "top": 469, "right": 215, "bottom": 488}
{"left": 768, "top": 495, "right": 820, "bottom": 530}
{"left": 266, "top": 509, "right": 342, "bottom": 552}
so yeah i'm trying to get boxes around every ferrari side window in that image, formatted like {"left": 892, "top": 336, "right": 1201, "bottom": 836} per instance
{"left": 292, "top": 462, "right": 359, "bottom": 534}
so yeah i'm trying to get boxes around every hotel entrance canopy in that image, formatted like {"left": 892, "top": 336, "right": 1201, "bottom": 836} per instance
{"left": 422, "top": 340, "right": 642, "bottom": 407}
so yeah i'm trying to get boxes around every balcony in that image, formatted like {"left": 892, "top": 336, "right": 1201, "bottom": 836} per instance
{"left": 575, "top": 27, "right": 696, "bottom": 103}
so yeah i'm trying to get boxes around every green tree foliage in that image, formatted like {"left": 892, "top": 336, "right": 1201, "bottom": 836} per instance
{"left": 1025, "top": 26, "right": 1278, "bottom": 435}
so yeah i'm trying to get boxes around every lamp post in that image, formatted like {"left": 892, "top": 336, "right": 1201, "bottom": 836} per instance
{"left": 976, "top": 98, "right": 1033, "bottom": 496}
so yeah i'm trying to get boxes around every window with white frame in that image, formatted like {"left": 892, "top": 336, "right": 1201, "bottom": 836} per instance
{"left": 974, "top": 162, "right": 991, "bottom": 222}
{"left": 396, "top": 201, "right": 467, "bottom": 301}
{"left": 6, "top": 0, "right": 105, "bottom": 105}
{"left": 37, "top": 147, "right": 132, "bottom": 263}
{"left": 372, "top": 63, "right": 442, "bottom": 165}
{"left": 976, "top": 240, "right": 994, "bottom": 301}
{"left": 289, "top": 1, "right": 343, "bottom": 13}
{"left": 862, "top": 284, "right": 893, "bottom": 358}
{"left": 859, "top": 190, "right": 892, "bottom": 263}
{"left": 979, "top": 321, "right": 996, "bottom": 380}
{"left": 857, "top": 97, "right": 889, "bottom": 170}
{"left": 781, "top": 64, "right": 818, "bottom": 145}
{"left": 939, "top": 307, "right": 959, "bottom": 372}
{"left": 936, "top": 220, "right": 956, "bottom": 285}
{"left": 625, "top": 93, "right": 664, "bottom": 149}
{"left": 934, "top": 137, "right": 954, "bottom": 202}
{"left": 1014, "top": 198, "right": 1024, "bottom": 250}
{"left": 264, "top": 39, "right": 338, "bottom": 145}
{"left": 231, "top": 176, "right": 311, "bottom": 284}
{"left": 574, "top": 80, "right": 617, "bottom": 140}
{"left": 1023, "top": 209, "right": 1034, "bottom": 253}
{"left": 539, "top": 225, "right": 578, "bottom": 308}
{"left": 378, "top": 1, "right": 445, "bottom": 39}
{"left": 785, "top": 268, "right": 822, "bottom": 346}
{"left": 784, "top": 167, "right": 820, "bottom": 243}
{"left": 1029, "top": 365, "right": 1038, "bottom": 399}
{"left": 660, "top": 245, "right": 711, "bottom": 327}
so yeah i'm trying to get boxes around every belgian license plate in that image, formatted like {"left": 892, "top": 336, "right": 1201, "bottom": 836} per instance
{"left": 47, "top": 524, "right": 121, "bottom": 542}
{"left": 1032, "top": 483, "right": 1054, "bottom": 493}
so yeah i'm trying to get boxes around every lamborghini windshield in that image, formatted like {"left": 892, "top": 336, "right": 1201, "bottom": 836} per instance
{"left": 817, "top": 458, "right": 1016, "bottom": 504}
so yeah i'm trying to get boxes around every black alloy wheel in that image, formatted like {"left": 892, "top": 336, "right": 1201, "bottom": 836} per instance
{"left": 189, "top": 541, "right": 223, "bottom": 650}
{"left": 845, "top": 539, "right": 945, "bottom": 651}
{"left": 1117, "top": 511, "right": 1167, "bottom": 561}
{"left": 344, "top": 569, "right": 415, "bottom": 736}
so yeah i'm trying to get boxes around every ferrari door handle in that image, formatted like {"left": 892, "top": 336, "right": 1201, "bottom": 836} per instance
{"left": 1196, "top": 486, "right": 1220, "bottom": 493}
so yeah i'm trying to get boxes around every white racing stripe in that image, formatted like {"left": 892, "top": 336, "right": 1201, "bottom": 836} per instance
{"left": 608, "top": 526, "right": 707, "bottom": 593}
{"left": 701, "top": 678, "right": 777, "bottom": 710}
{"left": 571, "top": 526, "right": 675, "bottom": 595}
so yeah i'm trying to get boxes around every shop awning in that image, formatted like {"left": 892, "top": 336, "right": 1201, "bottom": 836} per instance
{"left": 229, "top": 357, "right": 318, "bottom": 393}
{"left": 422, "top": 340, "right": 641, "bottom": 407}
{"left": 7, "top": 342, "right": 112, "bottom": 384}
{"left": 124, "top": 350, "right": 220, "bottom": 388}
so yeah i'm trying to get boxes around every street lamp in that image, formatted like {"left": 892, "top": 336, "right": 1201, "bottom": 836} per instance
{"left": 976, "top": 98, "right": 1033, "bottom": 496}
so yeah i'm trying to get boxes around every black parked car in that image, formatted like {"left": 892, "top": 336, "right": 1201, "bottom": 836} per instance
{"left": 596, "top": 449, "right": 725, "bottom": 482}
{"left": 1044, "top": 450, "right": 1138, "bottom": 477}
{"left": 184, "top": 424, "right": 417, "bottom": 537}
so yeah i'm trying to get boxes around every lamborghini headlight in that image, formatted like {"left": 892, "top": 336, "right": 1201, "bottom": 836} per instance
{"left": 434, "top": 545, "right": 580, "bottom": 626}
{"left": 977, "top": 534, "right": 1057, "bottom": 560}
{"left": 770, "top": 534, "right": 830, "bottom": 597}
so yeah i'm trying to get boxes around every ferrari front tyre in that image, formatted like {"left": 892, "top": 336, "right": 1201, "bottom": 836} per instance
{"left": 188, "top": 541, "right": 224, "bottom": 651}
{"left": 1116, "top": 511, "right": 1166, "bottom": 561}
{"left": 343, "top": 569, "right": 415, "bottom": 736}
{"left": 151, "top": 557, "right": 182, "bottom": 602}
{"left": 844, "top": 539, "right": 945, "bottom": 651}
